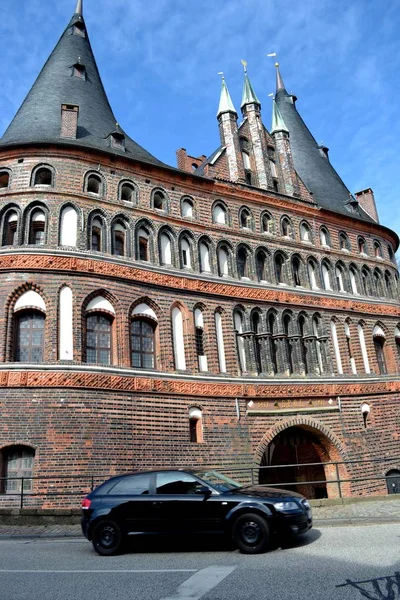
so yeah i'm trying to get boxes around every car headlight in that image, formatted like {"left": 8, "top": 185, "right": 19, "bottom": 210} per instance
{"left": 274, "top": 501, "right": 299, "bottom": 512}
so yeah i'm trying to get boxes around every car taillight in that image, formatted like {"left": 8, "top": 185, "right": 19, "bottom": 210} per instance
{"left": 81, "top": 497, "right": 92, "bottom": 510}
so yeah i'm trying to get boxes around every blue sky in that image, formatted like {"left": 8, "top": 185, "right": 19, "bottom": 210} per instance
{"left": 1, "top": 0, "right": 399, "bottom": 244}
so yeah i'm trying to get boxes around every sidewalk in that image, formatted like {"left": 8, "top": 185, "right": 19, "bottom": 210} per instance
{"left": 0, "top": 497, "right": 399, "bottom": 538}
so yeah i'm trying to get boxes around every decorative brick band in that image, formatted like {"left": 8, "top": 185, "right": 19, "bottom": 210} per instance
{"left": 0, "top": 369, "right": 399, "bottom": 399}
{"left": 1, "top": 253, "right": 399, "bottom": 317}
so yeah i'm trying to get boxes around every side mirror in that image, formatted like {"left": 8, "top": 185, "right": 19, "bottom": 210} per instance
{"left": 197, "top": 485, "right": 212, "bottom": 500}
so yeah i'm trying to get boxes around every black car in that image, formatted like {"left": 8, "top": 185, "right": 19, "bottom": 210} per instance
{"left": 81, "top": 469, "right": 312, "bottom": 555}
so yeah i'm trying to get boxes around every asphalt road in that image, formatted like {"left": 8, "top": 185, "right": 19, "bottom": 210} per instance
{"left": 0, "top": 523, "right": 399, "bottom": 600}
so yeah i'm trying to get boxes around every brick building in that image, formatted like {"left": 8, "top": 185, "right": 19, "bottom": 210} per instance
{"left": 0, "top": 1, "right": 399, "bottom": 503}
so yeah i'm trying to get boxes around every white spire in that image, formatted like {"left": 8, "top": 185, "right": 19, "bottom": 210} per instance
{"left": 75, "top": 0, "right": 83, "bottom": 16}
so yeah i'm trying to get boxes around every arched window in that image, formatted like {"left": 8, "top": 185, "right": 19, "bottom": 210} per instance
{"left": 59, "top": 206, "right": 78, "bottom": 247}
{"left": 358, "top": 323, "right": 370, "bottom": 374}
{"left": 283, "top": 313, "right": 293, "bottom": 374}
{"left": 181, "top": 198, "right": 194, "bottom": 218}
{"left": 188, "top": 407, "right": 203, "bottom": 443}
{"left": 33, "top": 166, "right": 53, "bottom": 186}
{"left": 120, "top": 181, "right": 136, "bottom": 203}
{"left": 300, "top": 222, "right": 311, "bottom": 242}
{"left": 395, "top": 327, "right": 400, "bottom": 368}
{"left": 350, "top": 266, "right": 359, "bottom": 294}
{"left": 59, "top": 286, "right": 73, "bottom": 361}
{"left": 90, "top": 216, "right": 104, "bottom": 252}
{"left": 373, "top": 325, "right": 387, "bottom": 374}
{"left": 217, "top": 245, "right": 230, "bottom": 277}
{"left": 358, "top": 237, "right": 367, "bottom": 255}
{"left": 261, "top": 212, "right": 274, "bottom": 235}
{"left": 339, "top": 232, "right": 350, "bottom": 251}
{"left": 313, "top": 316, "right": 324, "bottom": 374}
{"left": 256, "top": 249, "right": 269, "bottom": 282}
{"left": 239, "top": 207, "right": 252, "bottom": 229}
{"left": 237, "top": 247, "right": 250, "bottom": 279}
{"left": 2, "top": 210, "right": 18, "bottom": 246}
{"left": 345, "top": 321, "right": 357, "bottom": 374}
{"left": 180, "top": 237, "right": 192, "bottom": 269}
{"left": 385, "top": 271, "right": 394, "bottom": 298}
{"left": 15, "top": 310, "right": 45, "bottom": 363}
{"left": 308, "top": 259, "right": 319, "bottom": 290}
{"left": 131, "top": 319, "right": 155, "bottom": 369}
{"left": 111, "top": 221, "right": 127, "bottom": 257}
{"left": 172, "top": 306, "right": 186, "bottom": 370}
{"left": 322, "top": 261, "right": 332, "bottom": 290}
{"left": 153, "top": 190, "right": 167, "bottom": 211}
{"left": 281, "top": 217, "right": 293, "bottom": 238}
{"left": 269, "top": 160, "right": 278, "bottom": 191}
{"left": 0, "top": 170, "right": 10, "bottom": 189}
{"left": 275, "top": 253, "right": 285, "bottom": 284}
{"left": 2, "top": 446, "right": 35, "bottom": 494}
{"left": 335, "top": 264, "right": 345, "bottom": 292}
{"left": 374, "top": 241, "right": 382, "bottom": 258}
{"left": 330, "top": 319, "right": 343, "bottom": 374}
{"left": 213, "top": 203, "right": 227, "bottom": 225}
{"left": 215, "top": 311, "right": 227, "bottom": 372}
{"left": 86, "top": 173, "right": 102, "bottom": 195}
{"left": 199, "top": 240, "right": 211, "bottom": 273}
{"left": 320, "top": 226, "right": 330, "bottom": 247}
{"left": 250, "top": 312, "right": 262, "bottom": 373}
{"left": 234, "top": 311, "right": 247, "bottom": 372}
{"left": 361, "top": 267, "right": 372, "bottom": 296}
{"left": 388, "top": 245, "right": 395, "bottom": 263}
{"left": 268, "top": 312, "right": 278, "bottom": 374}
{"left": 292, "top": 256, "right": 302, "bottom": 287}
{"left": 194, "top": 308, "right": 207, "bottom": 372}
{"left": 85, "top": 313, "right": 112, "bottom": 365}
{"left": 137, "top": 228, "right": 150, "bottom": 261}
{"left": 374, "top": 269, "right": 384, "bottom": 297}
{"left": 160, "top": 232, "right": 173, "bottom": 265}
{"left": 298, "top": 315, "right": 308, "bottom": 374}
{"left": 28, "top": 209, "right": 46, "bottom": 245}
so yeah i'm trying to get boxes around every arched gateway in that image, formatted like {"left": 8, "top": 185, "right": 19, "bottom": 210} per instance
{"left": 255, "top": 417, "right": 349, "bottom": 499}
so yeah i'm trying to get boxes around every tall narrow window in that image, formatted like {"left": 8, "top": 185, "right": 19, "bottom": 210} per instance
{"left": 322, "top": 262, "right": 332, "bottom": 290}
{"left": 60, "top": 206, "right": 78, "bottom": 247}
{"left": 358, "top": 237, "right": 367, "bottom": 255}
{"left": 308, "top": 260, "right": 318, "bottom": 289}
{"left": 395, "top": 327, "right": 400, "bottom": 368}
{"left": 153, "top": 191, "right": 166, "bottom": 210}
{"left": 252, "top": 312, "right": 262, "bottom": 374}
{"left": 335, "top": 265, "right": 345, "bottom": 292}
{"left": 385, "top": 272, "right": 394, "bottom": 298}
{"left": 237, "top": 248, "right": 249, "bottom": 279}
{"left": 120, "top": 182, "right": 135, "bottom": 202}
{"left": 358, "top": 323, "right": 370, "bottom": 374}
{"left": 313, "top": 316, "right": 324, "bottom": 374}
{"left": 345, "top": 322, "right": 357, "bottom": 374}
{"left": 15, "top": 311, "right": 45, "bottom": 363}
{"left": 339, "top": 232, "right": 350, "bottom": 251}
{"left": 234, "top": 312, "right": 247, "bottom": 372}
{"left": 300, "top": 222, "right": 311, "bottom": 242}
{"left": 218, "top": 246, "right": 229, "bottom": 276}
{"left": 90, "top": 217, "right": 103, "bottom": 252}
{"left": 59, "top": 286, "right": 73, "bottom": 360}
{"left": 188, "top": 407, "right": 203, "bottom": 443}
{"left": 3, "top": 211, "right": 18, "bottom": 246}
{"left": 3, "top": 446, "right": 35, "bottom": 494}
{"left": 292, "top": 256, "right": 302, "bottom": 287}
{"left": 361, "top": 268, "right": 372, "bottom": 296}
{"left": 240, "top": 208, "right": 251, "bottom": 229}
{"left": 85, "top": 314, "right": 112, "bottom": 365}
{"left": 181, "top": 238, "right": 192, "bottom": 268}
{"left": 199, "top": 241, "right": 211, "bottom": 272}
{"left": 373, "top": 326, "right": 387, "bottom": 375}
{"left": 299, "top": 315, "right": 308, "bottom": 374}
{"left": 374, "top": 241, "right": 382, "bottom": 258}
{"left": 112, "top": 223, "right": 126, "bottom": 256}
{"left": 215, "top": 311, "right": 227, "bottom": 373}
{"left": 131, "top": 320, "right": 155, "bottom": 369}
{"left": 29, "top": 209, "right": 46, "bottom": 245}
{"left": 283, "top": 314, "right": 293, "bottom": 374}
{"left": 138, "top": 228, "right": 149, "bottom": 261}
{"left": 330, "top": 320, "right": 343, "bottom": 374}
{"left": 275, "top": 254, "right": 285, "bottom": 284}
{"left": 262, "top": 212, "right": 274, "bottom": 234}
{"left": 172, "top": 307, "right": 186, "bottom": 370}
{"left": 181, "top": 198, "right": 194, "bottom": 218}
{"left": 256, "top": 250, "right": 268, "bottom": 282}
{"left": 160, "top": 233, "right": 172, "bottom": 265}
{"left": 281, "top": 217, "right": 292, "bottom": 238}
{"left": 320, "top": 227, "right": 330, "bottom": 247}
{"left": 350, "top": 267, "right": 358, "bottom": 294}
{"left": 268, "top": 313, "right": 278, "bottom": 374}
{"left": 213, "top": 203, "right": 227, "bottom": 225}
{"left": 194, "top": 308, "right": 207, "bottom": 371}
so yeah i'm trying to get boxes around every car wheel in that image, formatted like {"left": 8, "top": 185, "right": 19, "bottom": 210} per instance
{"left": 232, "top": 513, "right": 270, "bottom": 554}
{"left": 92, "top": 520, "right": 123, "bottom": 556}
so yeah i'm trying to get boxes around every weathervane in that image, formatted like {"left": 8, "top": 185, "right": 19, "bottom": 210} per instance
{"left": 241, "top": 59, "right": 248, "bottom": 73}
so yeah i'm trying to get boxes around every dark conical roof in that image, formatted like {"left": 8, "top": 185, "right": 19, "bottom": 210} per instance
{"left": 0, "top": 5, "right": 165, "bottom": 167}
{"left": 275, "top": 74, "right": 372, "bottom": 221}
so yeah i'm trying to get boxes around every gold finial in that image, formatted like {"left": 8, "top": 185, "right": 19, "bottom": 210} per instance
{"left": 275, "top": 62, "right": 279, "bottom": 68}
{"left": 241, "top": 59, "right": 248, "bottom": 72}
{"left": 217, "top": 71, "right": 224, "bottom": 80}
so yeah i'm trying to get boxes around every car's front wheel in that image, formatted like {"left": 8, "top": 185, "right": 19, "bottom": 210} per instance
{"left": 232, "top": 512, "right": 270, "bottom": 554}
{"left": 92, "top": 520, "right": 123, "bottom": 556}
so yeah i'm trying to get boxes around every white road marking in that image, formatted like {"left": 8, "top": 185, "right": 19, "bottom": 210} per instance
{"left": 159, "top": 565, "right": 237, "bottom": 600}
{"left": 0, "top": 569, "right": 197, "bottom": 574}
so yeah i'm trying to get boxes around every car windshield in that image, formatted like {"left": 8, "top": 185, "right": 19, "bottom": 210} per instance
{"left": 196, "top": 470, "right": 243, "bottom": 492}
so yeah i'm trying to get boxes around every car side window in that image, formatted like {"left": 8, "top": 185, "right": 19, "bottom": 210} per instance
{"left": 108, "top": 474, "right": 151, "bottom": 495}
{"left": 156, "top": 472, "right": 205, "bottom": 495}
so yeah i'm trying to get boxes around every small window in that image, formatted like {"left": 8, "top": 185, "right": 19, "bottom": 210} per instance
{"left": 320, "top": 227, "right": 330, "bottom": 247}
{"left": 256, "top": 250, "right": 269, "bottom": 282}
{"left": 120, "top": 183, "right": 135, "bottom": 202}
{"left": 29, "top": 209, "right": 46, "bottom": 245}
{"left": 131, "top": 319, "right": 155, "bottom": 369}
{"left": 358, "top": 237, "right": 367, "bottom": 255}
{"left": 90, "top": 217, "right": 103, "bottom": 252}
{"left": 218, "top": 246, "right": 229, "bottom": 276}
{"left": 153, "top": 191, "right": 166, "bottom": 210}
{"left": 3, "top": 446, "right": 35, "bottom": 494}
{"left": 199, "top": 241, "right": 211, "bottom": 273}
{"left": 237, "top": 247, "right": 249, "bottom": 279}
{"left": 262, "top": 213, "right": 274, "bottom": 234}
{"left": 181, "top": 238, "right": 191, "bottom": 268}
{"left": 138, "top": 228, "right": 149, "bottom": 261}
{"left": 0, "top": 171, "right": 10, "bottom": 188}
{"left": 85, "top": 314, "right": 112, "bottom": 365}
{"left": 240, "top": 208, "right": 252, "bottom": 229}
{"left": 292, "top": 256, "right": 302, "bottom": 287}
{"left": 3, "top": 211, "right": 18, "bottom": 246}
{"left": 34, "top": 167, "right": 52, "bottom": 186}
{"left": 87, "top": 174, "right": 102, "bottom": 195}
{"left": 339, "top": 232, "right": 350, "bottom": 251}
{"left": 182, "top": 198, "right": 194, "bottom": 218}
{"left": 374, "top": 241, "right": 382, "bottom": 258}
{"left": 15, "top": 311, "right": 45, "bottom": 363}
{"left": 275, "top": 254, "right": 285, "bottom": 284}
{"left": 374, "top": 336, "right": 387, "bottom": 374}
{"left": 109, "top": 474, "right": 151, "bottom": 496}
{"left": 281, "top": 217, "right": 293, "bottom": 238}
{"left": 72, "top": 63, "right": 86, "bottom": 79}
{"left": 112, "top": 223, "right": 126, "bottom": 257}
{"left": 213, "top": 203, "right": 227, "bottom": 225}
{"left": 300, "top": 222, "right": 311, "bottom": 242}
{"left": 388, "top": 245, "right": 395, "bottom": 262}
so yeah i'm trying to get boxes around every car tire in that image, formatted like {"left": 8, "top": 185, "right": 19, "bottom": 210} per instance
{"left": 92, "top": 520, "right": 123, "bottom": 556}
{"left": 232, "top": 512, "right": 270, "bottom": 554}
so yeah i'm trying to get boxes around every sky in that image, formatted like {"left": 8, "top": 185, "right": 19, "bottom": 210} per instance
{"left": 0, "top": 0, "right": 399, "bottom": 245}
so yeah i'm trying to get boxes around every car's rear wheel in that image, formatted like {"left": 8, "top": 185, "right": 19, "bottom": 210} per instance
{"left": 232, "top": 513, "right": 270, "bottom": 554}
{"left": 92, "top": 520, "right": 123, "bottom": 556}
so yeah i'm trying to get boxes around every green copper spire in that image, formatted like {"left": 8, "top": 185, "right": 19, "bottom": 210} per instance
{"left": 275, "top": 62, "right": 285, "bottom": 92}
{"left": 217, "top": 75, "right": 237, "bottom": 118}
{"left": 271, "top": 100, "right": 289, "bottom": 135}
{"left": 75, "top": 0, "right": 83, "bottom": 15}
{"left": 241, "top": 60, "right": 261, "bottom": 108}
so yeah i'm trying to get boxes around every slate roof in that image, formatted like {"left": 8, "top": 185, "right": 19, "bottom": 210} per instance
{"left": 0, "top": 9, "right": 165, "bottom": 168}
{"left": 275, "top": 86, "right": 373, "bottom": 221}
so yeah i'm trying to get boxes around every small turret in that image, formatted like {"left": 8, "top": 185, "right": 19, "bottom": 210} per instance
{"left": 217, "top": 74, "right": 244, "bottom": 182}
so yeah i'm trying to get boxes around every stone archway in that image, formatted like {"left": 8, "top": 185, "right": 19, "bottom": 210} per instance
{"left": 255, "top": 417, "right": 349, "bottom": 499}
